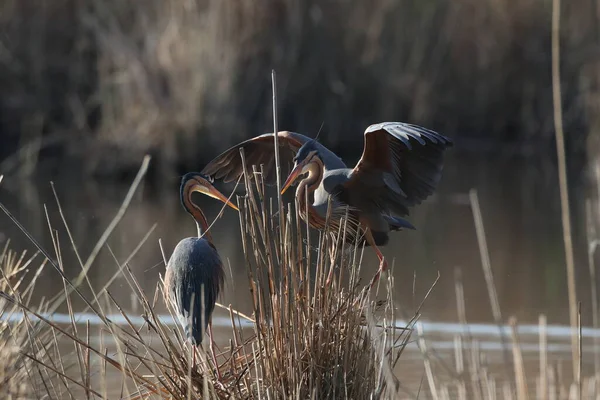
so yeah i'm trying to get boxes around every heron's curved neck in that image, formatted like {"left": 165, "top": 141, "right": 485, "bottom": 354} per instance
{"left": 301, "top": 157, "right": 324, "bottom": 195}
{"left": 296, "top": 157, "right": 325, "bottom": 226}
{"left": 182, "top": 191, "right": 214, "bottom": 244}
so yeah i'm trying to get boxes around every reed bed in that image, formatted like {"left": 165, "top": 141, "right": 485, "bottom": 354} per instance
{"left": 409, "top": 268, "right": 596, "bottom": 400}
{"left": 0, "top": 176, "right": 599, "bottom": 398}
{"left": 0, "top": 242, "right": 46, "bottom": 399}
{"left": 0, "top": 129, "right": 598, "bottom": 398}
{"left": 0, "top": 163, "right": 412, "bottom": 399}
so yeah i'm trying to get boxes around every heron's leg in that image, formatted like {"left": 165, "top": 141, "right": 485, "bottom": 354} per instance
{"left": 364, "top": 229, "right": 388, "bottom": 288}
{"left": 208, "top": 323, "right": 222, "bottom": 380}
{"left": 369, "top": 246, "right": 388, "bottom": 289}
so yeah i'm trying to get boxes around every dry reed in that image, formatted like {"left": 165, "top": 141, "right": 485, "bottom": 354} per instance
{"left": 0, "top": 160, "right": 412, "bottom": 399}
{"left": 0, "top": 166, "right": 600, "bottom": 398}
{"left": 0, "top": 243, "right": 47, "bottom": 399}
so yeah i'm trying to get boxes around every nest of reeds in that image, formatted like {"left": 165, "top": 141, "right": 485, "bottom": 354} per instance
{"left": 219, "top": 168, "right": 410, "bottom": 399}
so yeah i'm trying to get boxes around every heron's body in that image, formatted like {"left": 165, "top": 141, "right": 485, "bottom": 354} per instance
{"left": 163, "top": 172, "right": 237, "bottom": 349}
{"left": 165, "top": 237, "right": 224, "bottom": 345}
{"left": 202, "top": 122, "right": 452, "bottom": 279}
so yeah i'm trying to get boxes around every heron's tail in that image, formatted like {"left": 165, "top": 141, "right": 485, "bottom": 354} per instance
{"left": 385, "top": 215, "right": 416, "bottom": 231}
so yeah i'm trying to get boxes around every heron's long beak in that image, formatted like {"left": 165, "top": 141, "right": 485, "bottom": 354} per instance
{"left": 195, "top": 184, "right": 239, "bottom": 211}
{"left": 281, "top": 163, "right": 304, "bottom": 195}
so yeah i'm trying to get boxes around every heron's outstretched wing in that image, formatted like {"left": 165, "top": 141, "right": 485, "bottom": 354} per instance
{"left": 340, "top": 122, "right": 452, "bottom": 217}
{"left": 201, "top": 131, "right": 312, "bottom": 185}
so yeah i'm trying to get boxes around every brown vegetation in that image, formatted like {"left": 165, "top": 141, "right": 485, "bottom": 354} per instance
{"left": 0, "top": 155, "right": 598, "bottom": 398}
{"left": 0, "top": 244, "right": 43, "bottom": 399}
{"left": 0, "top": 0, "right": 597, "bottom": 178}
{"left": 0, "top": 168, "right": 411, "bottom": 398}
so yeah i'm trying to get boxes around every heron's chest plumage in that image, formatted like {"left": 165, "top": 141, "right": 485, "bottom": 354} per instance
{"left": 295, "top": 177, "right": 363, "bottom": 244}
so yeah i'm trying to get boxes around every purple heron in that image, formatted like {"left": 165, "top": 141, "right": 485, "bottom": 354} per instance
{"left": 164, "top": 172, "right": 238, "bottom": 372}
{"left": 202, "top": 122, "right": 452, "bottom": 282}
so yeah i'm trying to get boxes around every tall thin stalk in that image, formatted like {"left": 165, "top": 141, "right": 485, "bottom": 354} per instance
{"left": 469, "top": 189, "right": 513, "bottom": 387}
{"left": 271, "top": 70, "right": 285, "bottom": 248}
{"left": 551, "top": 0, "right": 578, "bottom": 379}
{"left": 585, "top": 200, "right": 600, "bottom": 374}
{"left": 509, "top": 317, "right": 529, "bottom": 400}
{"left": 539, "top": 314, "right": 548, "bottom": 400}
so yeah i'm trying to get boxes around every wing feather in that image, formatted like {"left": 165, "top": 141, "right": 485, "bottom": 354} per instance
{"left": 201, "top": 131, "right": 311, "bottom": 185}
{"left": 343, "top": 122, "right": 452, "bottom": 217}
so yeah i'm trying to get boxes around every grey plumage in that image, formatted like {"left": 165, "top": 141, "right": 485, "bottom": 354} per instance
{"left": 165, "top": 238, "right": 224, "bottom": 345}
{"left": 305, "top": 122, "right": 452, "bottom": 245}
{"left": 163, "top": 172, "right": 237, "bottom": 346}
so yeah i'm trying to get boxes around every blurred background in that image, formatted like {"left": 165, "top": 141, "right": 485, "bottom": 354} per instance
{"left": 0, "top": 0, "right": 599, "bottom": 333}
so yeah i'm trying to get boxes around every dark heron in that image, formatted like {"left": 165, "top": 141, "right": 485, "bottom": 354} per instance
{"left": 202, "top": 122, "right": 452, "bottom": 283}
{"left": 164, "top": 172, "right": 238, "bottom": 370}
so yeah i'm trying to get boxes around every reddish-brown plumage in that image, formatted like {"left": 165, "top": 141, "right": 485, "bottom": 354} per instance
{"left": 255, "top": 131, "right": 305, "bottom": 149}
{"left": 181, "top": 179, "right": 214, "bottom": 244}
{"left": 359, "top": 131, "right": 392, "bottom": 172}
{"left": 201, "top": 122, "right": 452, "bottom": 288}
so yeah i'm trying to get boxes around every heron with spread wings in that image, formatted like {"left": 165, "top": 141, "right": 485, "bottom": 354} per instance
{"left": 202, "top": 122, "right": 452, "bottom": 282}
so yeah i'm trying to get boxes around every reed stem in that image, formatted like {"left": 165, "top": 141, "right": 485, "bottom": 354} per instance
{"left": 271, "top": 70, "right": 285, "bottom": 249}
{"left": 551, "top": 0, "right": 579, "bottom": 379}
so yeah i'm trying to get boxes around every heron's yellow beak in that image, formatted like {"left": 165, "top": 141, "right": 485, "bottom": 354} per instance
{"left": 195, "top": 184, "right": 239, "bottom": 211}
{"left": 281, "top": 163, "right": 304, "bottom": 195}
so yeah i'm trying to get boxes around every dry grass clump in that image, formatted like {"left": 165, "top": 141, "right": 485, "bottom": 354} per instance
{"left": 0, "top": 343, "right": 29, "bottom": 399}
{"left": 2, "top": 155, "right": 600, "bottom": 398}
{"left": 0, "top": 243, "right": 47, "bottom": 399}
{"left": 0, "top": 162, "right": 411, "bottom": 399}
{"left": 229, "top": 168, "right": 413, "bottom": 398}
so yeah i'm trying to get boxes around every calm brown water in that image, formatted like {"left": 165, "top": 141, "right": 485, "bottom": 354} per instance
{"left": 1, "top": 152, "right": 597, "bottom": 396}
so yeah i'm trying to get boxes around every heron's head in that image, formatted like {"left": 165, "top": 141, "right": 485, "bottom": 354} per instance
{"left": 180, "top": 172, "right": 239, "bottom": 211}
{"left": 281, "top": 140, "right": 322, "bottom": 194}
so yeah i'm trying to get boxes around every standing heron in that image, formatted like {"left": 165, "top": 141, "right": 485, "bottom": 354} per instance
{"left": 201, "top": 122, "right": 452, "bottom": 282}
{"left": 164, "top": 172, "right": 238, "bottom": 371}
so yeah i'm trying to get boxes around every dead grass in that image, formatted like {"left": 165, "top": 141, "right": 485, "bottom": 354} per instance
{"left": 0, "top": 243, "right": 46, "bottom": 399}
{"left": 0, "top": 161, "right": 414, "bottom": 399}
{"left": 0, "top": 157, "right": 599, "bottom": 398}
